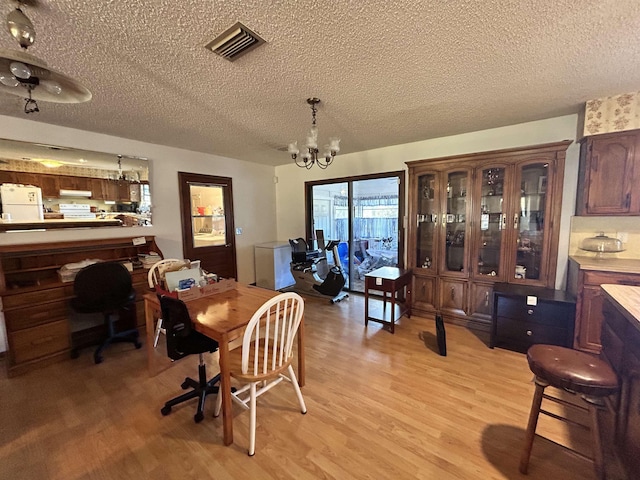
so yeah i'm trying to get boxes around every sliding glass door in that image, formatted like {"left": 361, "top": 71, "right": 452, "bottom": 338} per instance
{"left": 307, "top": 172, "right": 404, "bottom": 293}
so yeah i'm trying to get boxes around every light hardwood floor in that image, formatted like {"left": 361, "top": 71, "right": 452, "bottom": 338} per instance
{"left": 0, "top": 293, "right": 595, "bottom": 480}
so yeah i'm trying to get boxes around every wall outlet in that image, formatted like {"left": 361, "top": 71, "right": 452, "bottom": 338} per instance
{"left": 235, "top": 227, "right": 242, "bottom": 235}
{"left": 617, "top": 231, "right": 628, "bottom": 243}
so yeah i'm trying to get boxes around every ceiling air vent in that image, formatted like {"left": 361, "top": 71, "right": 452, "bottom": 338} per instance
{"left": 205, "top": 22, "right": 266, "bottom": 61}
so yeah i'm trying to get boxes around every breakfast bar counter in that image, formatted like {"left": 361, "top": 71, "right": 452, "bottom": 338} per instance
{"left": 600, "top": 284, "right": 640, "bottom": 478}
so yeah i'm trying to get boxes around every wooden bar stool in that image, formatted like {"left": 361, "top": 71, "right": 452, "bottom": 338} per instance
{"left": 519, "top": 344, "right": 619, "bottom": 479}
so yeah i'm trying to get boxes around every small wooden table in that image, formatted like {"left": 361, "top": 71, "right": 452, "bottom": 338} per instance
{"left": 144, "top": 284, "right": 305, "bottom": 446}
{"left": 364, "top": 267, "right": 412, "bottom": 333}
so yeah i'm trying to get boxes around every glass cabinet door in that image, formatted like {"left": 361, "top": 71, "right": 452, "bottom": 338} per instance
{"left": 416, "top": 173, "right": 438, "bottom": 271}
{"left": 475, "top": 166, "right": 506, "bottom": 278}
{"left": 513, "top": 162, "right": 548, "bottom": 281}
{"left": 443, "top": 170, "right": 469, "bottom": 273}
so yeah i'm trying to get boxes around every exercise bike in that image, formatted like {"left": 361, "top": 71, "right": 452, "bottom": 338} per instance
{"left": 288, "top": 237, "right": 349, "bottom": 303}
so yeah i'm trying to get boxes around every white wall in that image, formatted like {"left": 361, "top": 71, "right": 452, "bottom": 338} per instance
{"left": 275, "top": 114, "right": 581, "bottom": 290}
{"left": 0, "top": 115, "right": 278, "bottom": 284}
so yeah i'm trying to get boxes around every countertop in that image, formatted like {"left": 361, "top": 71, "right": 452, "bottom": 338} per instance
{"left": 569, "top": 255, "right": 640, "bottom": 274}
{"left": 601, "top": 284, "right": 640, "bottom": 332}
{"left": 0, "top": 218, "right": 123, "bottom": 231}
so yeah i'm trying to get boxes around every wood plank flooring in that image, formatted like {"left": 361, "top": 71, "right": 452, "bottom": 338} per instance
{"left": 0, "top": 293, "right": 596, "bottom": 479}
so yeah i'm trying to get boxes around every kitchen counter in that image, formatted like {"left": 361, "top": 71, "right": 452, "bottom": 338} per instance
{"left": 570, "top": 255, "right": 640, "bottom": 274}
{"left": 0, "top": 218, "right": 123, "bottom": 231}
{"left": 600, "top": 284, "right": 640, "bottom": 478}
{"left": 601, "top": 284, "right": 640, "bottom": 332}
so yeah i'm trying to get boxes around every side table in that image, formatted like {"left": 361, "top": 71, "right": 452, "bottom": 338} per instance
{"left": 364, "top": 266, "right": 412, "bottom": 333}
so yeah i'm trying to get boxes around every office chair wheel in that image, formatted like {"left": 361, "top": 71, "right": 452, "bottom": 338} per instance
{"left": 94, "top": 354, "right": 103, "bottom": 364}
{"left": 135, "top": 341, "right": 142, "bottom": 349}
{"left": 194, "top": 412, "right": 204, "bottom": 423}
{"left": 70, "top": 348, "right": 79, "bottom": 359}
{"left": 181, "top": 379, "right": 191, "bottom": 389}
{"left": 160, "top": 405, "right": 171, "bottom": 416}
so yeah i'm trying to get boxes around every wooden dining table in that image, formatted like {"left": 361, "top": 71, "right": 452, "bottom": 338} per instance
{"left": 144, "top": 283, "right": 305, "bottom": 446}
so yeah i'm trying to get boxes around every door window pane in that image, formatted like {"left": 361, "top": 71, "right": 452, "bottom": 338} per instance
{"left": 190, "top": 184, "right": 227, "bottom": 248}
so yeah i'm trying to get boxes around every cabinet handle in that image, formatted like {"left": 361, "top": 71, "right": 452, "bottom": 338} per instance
{"left": 450, "top": 287, "right": 455, "bottom": 300}
{"left": 485, "top": 291, "right": 489, "bottom": 307}
{"left": 526, "top": 330, "right": 532, "bottom": 336}
{"left": 501, "top": 214, "right": 506, "bottom": 230}
{"left": 625, "top": 193, "right": 631, "bottom": 209}
{"left": 513, "top": 213, "right": 518, "bottom": 229}
{"left": 527, "top": 309, "right": 534, "bottom": 315}
{"left": 422, "top": 283, "right": 426, "bottom": 297}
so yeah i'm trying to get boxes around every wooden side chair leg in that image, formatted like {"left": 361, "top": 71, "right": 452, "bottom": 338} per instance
{"left": 519, "top": 379, "right": 547, "bottom": 474}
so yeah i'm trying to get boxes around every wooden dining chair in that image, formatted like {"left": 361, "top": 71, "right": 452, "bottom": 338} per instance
{"left": 147, "top": 258, "right": 183, "bottom": 347}
{"left": 214, "top": 291, "right": 307, "bottom": 456}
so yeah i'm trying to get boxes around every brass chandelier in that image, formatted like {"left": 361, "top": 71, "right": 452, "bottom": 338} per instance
{"left": 287, "top": 97, "right": 340, "bottom": 169}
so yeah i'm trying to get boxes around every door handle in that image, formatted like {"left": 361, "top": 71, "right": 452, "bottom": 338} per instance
{"left": 513, "top": 213, "right": 519, "bottom": 229}
{"left": 485, "top": 291, "right": 489, "bottom": 307}
{"left": 450, "top": 287, "right": 455, "bottom": 300}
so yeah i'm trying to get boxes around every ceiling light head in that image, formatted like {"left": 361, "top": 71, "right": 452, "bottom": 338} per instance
{"left": 6, "top": 7, "right": 35, "bottom": 49}
{"left": 288, "top": 97, "right": 341, "bottom": 170}
{"left": 38, "top": 159, "right": 63, "bottom": 168}
{"left": 0, "top": 3, "right": 91, "bottom": 113}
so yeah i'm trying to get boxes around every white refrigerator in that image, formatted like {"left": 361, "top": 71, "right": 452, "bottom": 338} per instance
{"left": 0, "top": 184, "right": 44, "bottom": 221}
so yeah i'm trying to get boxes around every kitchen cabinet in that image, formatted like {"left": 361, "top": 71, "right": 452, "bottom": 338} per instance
{"left": 576, "top": 129, "right": 640, "bottom": 215}
{"left": 406, "top": 140, "right": 570, "bottom": 329}
{"left": 0, "top": 170, "right": 16, "bottom": 184}
{"left": 567, "top": 257, "right": 640, "bottom": 353}
{"left": 90, "top": 177, "right": 107, "bottom": 200}
{"left": 38, "top": 174, "right": 60, "bottom": 198}
{"left": 0, "top": 236, "right": 162, "bottom": 377}
{"left": 491, "top": 283, "right": 575, "bottom": 353}
{"left": 58, "top": 175, "right": 90, "bottom": 192}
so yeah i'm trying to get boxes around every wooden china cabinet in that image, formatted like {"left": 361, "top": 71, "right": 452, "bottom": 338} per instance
{"left": 406, "top": 140, "right": 571, "bottom": 330}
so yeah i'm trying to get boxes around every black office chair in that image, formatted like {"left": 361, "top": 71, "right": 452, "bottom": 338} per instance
{"left": 159, "top": 295, "right": 221, "bottom": 423}
{"left": 70, "top": 261, "right": 141, "bottom": 364}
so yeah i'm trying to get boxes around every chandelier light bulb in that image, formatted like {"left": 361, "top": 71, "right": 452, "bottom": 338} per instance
{"left": 287, "top": 141, "right": 299, "bottom": 156}
{"left": 0, "top": 72, "right": 19, "bottom": 87}
{"left": 329, "top": 137, "right": 341, "bottom": 153}
{"left": 9, "top": 61, "right": 30, "bottom": 79}
{"left": 41, "top": 79, "right": 62, "bottom": 95}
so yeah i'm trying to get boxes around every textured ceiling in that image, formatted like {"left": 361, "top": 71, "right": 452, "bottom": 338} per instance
{"left": 0, "top": 0, "right": 639, "bottom": 166}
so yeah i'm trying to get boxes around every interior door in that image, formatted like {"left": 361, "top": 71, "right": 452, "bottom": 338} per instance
{"left": 178, "top": 172, "right": 237, "bottom": 279}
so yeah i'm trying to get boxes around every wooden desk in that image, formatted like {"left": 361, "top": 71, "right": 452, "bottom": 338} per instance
{"left": 364, "top": 267, "right": 412, "bottom": 333}
{"left": 144, "top": 284, "right": 305, "bottom": 446}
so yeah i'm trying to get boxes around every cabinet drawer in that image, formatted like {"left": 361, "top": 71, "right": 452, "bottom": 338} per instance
{"left": 496, "top": 317, "right": 569, "bottom": 350}
{"left": 10, "top": 320, "right": 70, "bottom": 364}
{"left": 2, "top": 285, "right": 73, "bottom": 309}
{"left": 583, "top": 271, "right": 640, "bottom": 287}
{"left": 496, "top": 297, "right": 574, "bottom": 327}
{"left": 5, "top": 301, "right": 70, "bottom": 331}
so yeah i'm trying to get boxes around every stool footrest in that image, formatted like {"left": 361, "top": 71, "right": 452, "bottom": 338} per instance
{"left": 540, "top": 408, "right": 590, "bottom": 430}
{"left": 542, "top": 392, "right": 589, "bottom": 412}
